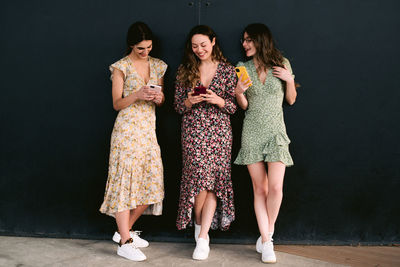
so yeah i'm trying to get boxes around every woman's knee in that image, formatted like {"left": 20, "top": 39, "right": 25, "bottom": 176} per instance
{"left": 269, "top": 184, "right": 283, "bottom": 195}
{"left": 253, "top": 184, "right": 268, "bottom": 197}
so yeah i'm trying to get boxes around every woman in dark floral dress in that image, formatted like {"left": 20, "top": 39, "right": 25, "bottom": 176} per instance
{"left": 174, "top": 25, "right": 237, "bottom": 260}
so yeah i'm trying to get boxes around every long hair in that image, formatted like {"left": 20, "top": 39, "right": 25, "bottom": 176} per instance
{"left": 125, "top": 21, "right": 153, "bottom": 55}
{"left": 176, "top": 25, "right": 227, "bottom": 88}
{"left": 244, "top": 23, "right": 284, "bottom": 72}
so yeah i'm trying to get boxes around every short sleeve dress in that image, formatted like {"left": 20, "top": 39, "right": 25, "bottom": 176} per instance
{"left": 234, "top": 58, "right": 294, "bottom": 166}
{"left": 100, "top": 56, "right": 167, "bottom": 217}
{"left": 174, "top": 62, "right": 237, "bottom": 231}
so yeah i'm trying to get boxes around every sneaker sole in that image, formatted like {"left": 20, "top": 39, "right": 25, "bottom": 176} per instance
{"left": 262, "top": 259, "right": 277, "bottom": 264}
{"left": 117, "top": 250, "right": 146, "bottom": 261}
{"left": 192, "top": 254, "right": 209, "bottom": 261}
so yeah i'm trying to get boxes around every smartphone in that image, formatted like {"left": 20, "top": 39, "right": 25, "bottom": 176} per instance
{"left": 235, "top": 66, "right": 252, "bottom": 86}
{"left": 149, "top": 84, "right": 162, "bottom": 92}
{"left": 193, "top": 86, "right": 207, "bottom": 96}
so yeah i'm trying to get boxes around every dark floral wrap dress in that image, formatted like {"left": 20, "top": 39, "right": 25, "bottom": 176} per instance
{"left": 174, "top": 62, "right": 237, "bottom": 230}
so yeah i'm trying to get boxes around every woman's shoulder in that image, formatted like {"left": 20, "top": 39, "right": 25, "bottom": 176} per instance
{"left": 219, "top": 61, "right": 235, "bottom": 72}
{"left": 109, "top": 56, "right": 130, "bottom": 75}
{"left": 150, "top": 56, "right": 167, "bottom": 67}
{"left": 236, "top": 59, "right": 252, "bottom": 67}
{"left": 282, "top": 57, "right": 291, "bottom": 66}
{"left": 110, "top": 56, "right": 130, "bottom": 68}
{"left": 114, "top": 56, "right": 129, "bottom": 64}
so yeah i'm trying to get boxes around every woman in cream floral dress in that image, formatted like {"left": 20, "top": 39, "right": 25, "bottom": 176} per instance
{"left": 99, "top": 22, "right": 167, "bottom": 261}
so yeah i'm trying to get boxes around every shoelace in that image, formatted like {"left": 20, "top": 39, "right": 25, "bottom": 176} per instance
{"left": 133, "top": 230, "right": 142, "bottom": 236}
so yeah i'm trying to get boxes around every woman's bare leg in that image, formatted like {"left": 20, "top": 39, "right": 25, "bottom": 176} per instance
{"left": 115, "top": 210, "right": 130, "bottom": 243}
{"left": 266, "top": 162, "right": 286, "bottom": 235}
{"left": 248, "top": 161, "right": 270, "bottom": 243}
{"left": 194, "top": 190, "right": 208, "bottom": 225}
{"left": 198, "top": 191, "right": 217, "bottom": 239}
{"left": 129, "top": 205, "right": 149, "bottom": 230}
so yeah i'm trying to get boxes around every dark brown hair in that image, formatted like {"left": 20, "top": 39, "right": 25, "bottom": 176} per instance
{"left": 176, "top": 25, "right": 227, "bottom": 88}
{"left": 125, "top": 21, "right": 153, "bottom": 55}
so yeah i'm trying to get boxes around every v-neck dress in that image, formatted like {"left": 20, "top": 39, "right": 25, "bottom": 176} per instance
{"left": 174, "top": 62, "right": 237, "bottom": 231}
{"left": 100, "top": 56, "right": 167, "bottom": 217}
{"left": 234, "top": 58, "right": 294, "bottom": 166}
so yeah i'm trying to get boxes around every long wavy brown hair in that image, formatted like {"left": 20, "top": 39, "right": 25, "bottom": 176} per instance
{"left": 245, "top": 23, "right": 300, "bottom": 87}
{"left": 176, "top": 25, "right": 227, "bottom": 88}
{"left": 244, "top": 23, "right": 284, "bottom": 71}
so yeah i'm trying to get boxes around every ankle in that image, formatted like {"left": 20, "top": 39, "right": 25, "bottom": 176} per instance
{"left": 261, "top": 236, "right": 272, "bottom": 243}
{"left": 120, "top": 238, "right": 128, "bottom": 245}
{"left": 119, "top": 237, "right": 132, "bottom": 246}
{"left": 198, "top": 233, "right": 208, "bottom": 239}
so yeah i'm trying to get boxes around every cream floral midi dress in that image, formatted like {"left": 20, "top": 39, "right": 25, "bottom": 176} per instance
{"left": 100, "top": 56, "right": 167, "bottom": 217}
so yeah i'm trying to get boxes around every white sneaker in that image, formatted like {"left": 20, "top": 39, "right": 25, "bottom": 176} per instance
{"left": 194, "top": 223, "right": 201, "bottom": 242}
{"left": 194, "top": 223, "right": 209, "bottom": 242}
{"left": 192, "top": 238, "right": 210, "bottom": 260}
{"left": 112, "top": 231, "right": 149, "bottom": 248}
{"left": 256, "top": 233, "right": 274, "bottom": 253}
{"left": 261, "top": 241, "right": 276, "bottom": 263}
{"left": 117, "top": 238, "right": 146, "bottom": 261}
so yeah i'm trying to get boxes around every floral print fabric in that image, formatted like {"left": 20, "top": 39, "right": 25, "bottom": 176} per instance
{"left": 100, "top": 56, "right": 167, "bottom": 217}
{"left": 234, "top": 58, "right": 294, "bottom": 166}
{"left": 174, "top": 62, "right": 237, "bottom": 230}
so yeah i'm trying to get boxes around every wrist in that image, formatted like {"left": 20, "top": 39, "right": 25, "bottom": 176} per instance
{"left": 235, "top": 87, "right": 243, "bottom": 96}
{"left": 217, "top": 98, "right": 225, "bottom": 108}
{"left": 184, "top": 98, "right": 192, "bottom": 108}
{"left": 131, "top": 92, "right": 138, "bottom": 103}
{"left": 286, "top": 77, "right": 295, "bottom": 85}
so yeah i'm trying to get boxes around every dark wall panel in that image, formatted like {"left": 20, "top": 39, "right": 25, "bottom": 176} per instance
{"left": 1, "top": 0, "right": 399, "bottom": 244}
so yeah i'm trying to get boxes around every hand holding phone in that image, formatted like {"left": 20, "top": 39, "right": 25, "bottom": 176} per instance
{"left": 192, "top": 85, "right": 207, "bottom": 96}
{"left": 149, "top": 84, "right": 162, "bottom": 92}
{"left": 235, "top": 66, "right": 252, "bottom": 87}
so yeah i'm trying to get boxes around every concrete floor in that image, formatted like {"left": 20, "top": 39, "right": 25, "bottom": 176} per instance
{"left": 0, "top": 236, "right": 346, "bottom": 267}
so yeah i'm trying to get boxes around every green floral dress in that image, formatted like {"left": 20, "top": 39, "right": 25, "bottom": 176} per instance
{"left": 234, "top": 58, "right": 294, "bottom": 167}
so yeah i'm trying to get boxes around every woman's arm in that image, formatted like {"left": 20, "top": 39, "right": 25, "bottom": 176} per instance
{"left": 272, "top": 60, "right": 297, "bottom": 105}
{"left": 235, "top": 92, "right": 248, "bottom": 110}
{"left": 174, "top": 81, "right": 191, "bottom": 114}
{"left": 284, "top": 79, "right": 297, "bottom": 105}
{"left": 112, "top": 69, "right": 155, "bottom": 111}
{"left": 151, "top": 77, "right": 165, "bottom": 106}
{"left": 235, "top": 73, "right": 251, "bottom": 110}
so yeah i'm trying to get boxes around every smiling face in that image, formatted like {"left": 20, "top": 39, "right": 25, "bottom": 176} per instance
{"left": 191, "top": 34, "right": 215, "bottom": 61}
{"left": 242, "top": 32, "right": 256, "bottom": 57}
{"left": 131, "top": 40, "right": 152, "bottom": 59}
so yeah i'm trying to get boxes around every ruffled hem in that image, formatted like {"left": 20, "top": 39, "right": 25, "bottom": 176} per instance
{"left": 176, "top": 183, "right": 235, "bottom": 231}
{"left": 100, "top": 199, "right": 163, "bottom": 217}
{"left": 234, "top": 133, "right": 294, "bottom": 167}
{"left": 99, "top": 146, "right": 164, "bottom": 217}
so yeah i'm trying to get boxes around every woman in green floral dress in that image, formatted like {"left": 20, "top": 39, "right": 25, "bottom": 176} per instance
{"left": 234, "top": 23, "right": 297, "bottom": 264}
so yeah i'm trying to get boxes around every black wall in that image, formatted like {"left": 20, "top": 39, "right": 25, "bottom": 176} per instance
{"left": 1, "top": 0, "right": 399, "bottom": 244}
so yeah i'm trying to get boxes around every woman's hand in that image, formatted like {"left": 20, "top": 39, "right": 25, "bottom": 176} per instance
{"left": 235, "top": 74, "right": 252, "bottom": 95}
{"left": 203, "top": 89, "right": 225, "bottom": 108}
{"left": 185, "top": 91, "right": 205, "bottom": 108}
{"left": 273, "top": 65, "right": 297, "bottom": 105}
{"left": 135, "top": 86, "right": 156, "bottom": 101}
{"left": 152, "top": 90, "right": 164, "bottom": 105}
{"left": 272, "top": 66, "right": 294, "bottom": 83}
